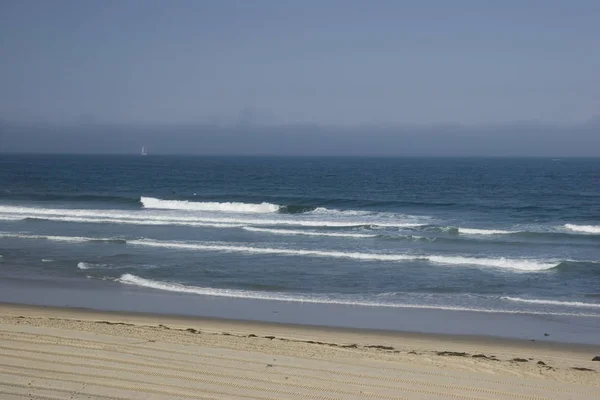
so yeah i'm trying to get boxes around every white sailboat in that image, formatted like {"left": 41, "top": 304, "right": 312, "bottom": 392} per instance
{"left": 141, "top": 145, "right": 148, "bottom": 156}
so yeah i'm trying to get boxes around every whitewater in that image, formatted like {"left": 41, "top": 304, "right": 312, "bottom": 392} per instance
{"left": 1, "top": 156, "right": 599, "bottom": 320}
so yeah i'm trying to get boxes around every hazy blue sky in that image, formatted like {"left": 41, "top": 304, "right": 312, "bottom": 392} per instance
{"left": 1, "top": 0, "right": 599, "bottom": 125}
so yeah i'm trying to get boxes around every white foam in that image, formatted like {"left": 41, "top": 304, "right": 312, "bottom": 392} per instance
{"left": 0, "top": 204, "right": 424, "bottom": 228}
{"left": 426, "top": 255, "right": 556, "bottom": 271}
{"left": 242, "top": 227, "right": 376, "bottom": 238}
{"left": 310, "top": 207, "right": 372, "bottom": 216}
{"left": 77, "top": 262, "right": 108, "bottom": 270}
{"left": 0, "top": 232, "right": 86, "bottom": 242}
{"left": 459, "top": 228, "right": 515, "bottom": 235}
{"left": 564, "top": 224, "right": 600, "bottom": 234}
{"left": 501, "top": 296, "right": 600, "bottom": 308}
{"left": 0, "top": 231, "right": 560, "bottom": 271}
{"left": 41, "top": 259, "right": 53, "bottom": 262}
{"left": 0, "top": 212, "right": 421, "bottom": 229}
{"left": 0, "top": 232, "right": 112, "bottom": 243}
{"left": 116, "top": 274, "right": 594, "bottom": 316}
{"left": 128, "top": 239, "right": 557, "bottom": 271}
{"left": 141, "top": 197, "right": 280, "bottom": 213}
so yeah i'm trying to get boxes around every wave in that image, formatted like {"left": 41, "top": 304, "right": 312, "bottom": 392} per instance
{"left": 142, "top": 196, "right": 432, "bottom": 221}
{"left": 41, "top": 259, "right": 54, "bottom": 262}
{"left": 242, "top": 227, "right": 376, "bottom": 238}
{"left": 416, "top": 226, "right": 517, "bottom": 236}
{"left": 0, "top": 231, "right": 560, "bottom": 271}
{"left": 459, "top": 228, "right": 516, "bottom": 235}
{"left": 77, "top": 262, "right": 97, "bottom": 270}
{"left": 128, "top": 239, "right": 557, "bottom": 271}
{"left": 87, "top": 239, "right": 128, "bottom": 244}
{"left": 244, "top": 227, "right": 436, "bottom": 242}
{"left": 115, "top": 274, "right": 594, "bottom": 316}
{"left": 278, "top": 204, "right": 317, "bottom": 214}
{"left": 501, "top": 296, "right": 600, "bottom": 308}
{"left": 0, "top": 204, "right": 424, "bottom": 228}
{"left": 0, "top": 232, "right": 127, "bottom": 244}
{"left": 141, "top": 197, "right": 280, "bottom": 213}
{"left": 550, "top": 260, "right": 600, "bottom": 275}
{"left": 564, "top": 224, "right": 600, "bottom": 234}
{"left": 410, "top": 225, "right": 600, "bottom": 242}
{"left": 310, "top": 207, "right": 373, "bottom": 216}
{"left": 18, "top": 216, "right": 243, "bottom": 229}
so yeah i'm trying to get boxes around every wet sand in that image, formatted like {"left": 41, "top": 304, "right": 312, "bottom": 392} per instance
{"left": 0, "top": 303, "right": 598, "bottom": 399}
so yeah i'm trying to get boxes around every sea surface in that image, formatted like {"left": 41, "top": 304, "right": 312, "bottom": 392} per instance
{"left": 1, "top": 155, "right": 600, "bottom": 319}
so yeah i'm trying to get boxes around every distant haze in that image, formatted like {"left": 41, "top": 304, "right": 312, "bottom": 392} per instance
{"left": 0, "top": 1, "right": 599, "bottom": 155}
{"left": 1, "top": 119, "right": 599, "bottom": 156}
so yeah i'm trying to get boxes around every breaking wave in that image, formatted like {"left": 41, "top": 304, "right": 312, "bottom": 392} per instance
{"left": 114, "top": 274, "right": 593, "bottom": 316}
{"left": 459, "top": 228, "right": 516, "bottom": 235}
{"left": 564, "top": 224, "right": 600, "bottom": 234}
{"left": 141, "top": 197, "right": 387, "bottom": 217}
{"left": 0, "top": 232, "right": 127, "bottom": 244}
{"left": 128, "top": 239, "right": 557, "bottom": 271}
{"left": 77, "top": 262, "right": 97, "bottom": 270}
{"left": 0, "top": 203, "right": 426, "bottom": 228}
{"left": 141, "top": 197, "right": 280, "bottom": 213}
{"left": 278, "top": 204, "right": 317, "bottom": 214}
{"left": 501, "top": 296, "right": 600, "bottom": 308}
{"left": 0, "top": 231, "right": 560, "bottom": 271}
{"left": 242, "top": 227, "right": 376, "bottom": 238}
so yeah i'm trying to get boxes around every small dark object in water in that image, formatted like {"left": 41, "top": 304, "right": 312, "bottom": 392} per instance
{"left": 472, "top": 354, "right": 489, "bottom": 359}
{"left": 186, "top": 328, "right": 197, "bottom": 334}
{"left": 264, "top": 336, "right": 276, "bottom": 340}
{"left": 537, "top": 361, "right": 546, "bottom": 366}
{"left": 511, "top": 358, "right": 528, "bottom": 362}
{"left": 544, "top": 333, "right": 550, "bottom": 337}
{"left": 592, "top": 356, "right": 600, "bottom": 361}
{"left": 572, "top": 367, "right": 594, "bottom": 372}
{"left": 248, "top": 334, "right": 257, "bottom": 338}
{"left": 266, "top": 364, "right": 273, "bottom": 368}
{"left": 342, "top": 344, "right": 358, "bottom": 348}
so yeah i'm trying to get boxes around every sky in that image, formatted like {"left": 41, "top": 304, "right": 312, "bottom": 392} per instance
{"left": 1, "top": 0, "right": 599, "bottom": 126}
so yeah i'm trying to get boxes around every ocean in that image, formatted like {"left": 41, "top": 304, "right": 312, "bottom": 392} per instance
{"left": 1, "top": 155, "right": 599, "bottom": 325}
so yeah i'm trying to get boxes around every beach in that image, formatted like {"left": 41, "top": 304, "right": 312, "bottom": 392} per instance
{"left": 0, "top": 303, "right": 598, "bottom": 400}
{"left": 1, "top": 156, "right": 600, "bottom": 398}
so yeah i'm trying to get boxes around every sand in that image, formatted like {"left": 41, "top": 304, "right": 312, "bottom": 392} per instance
{"left": 0, "top": 303, "right": 598, "bottom": 399}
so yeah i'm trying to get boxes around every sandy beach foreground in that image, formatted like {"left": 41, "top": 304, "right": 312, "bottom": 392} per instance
{"left": 0, "top": 303, "right": 598, "bottom": 399}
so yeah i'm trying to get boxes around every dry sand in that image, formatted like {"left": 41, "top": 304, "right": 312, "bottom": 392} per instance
{"left": 0, "top": 303, "right": 598, "bottom": 399}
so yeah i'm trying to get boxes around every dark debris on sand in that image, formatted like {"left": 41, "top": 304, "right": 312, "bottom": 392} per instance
{"left": 436, "top": 351, "right": 468, "bottom": 357}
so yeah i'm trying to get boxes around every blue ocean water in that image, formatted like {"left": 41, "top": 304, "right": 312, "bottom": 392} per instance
{"left": 0, "top": 155, "right": 599, "bottom": 317}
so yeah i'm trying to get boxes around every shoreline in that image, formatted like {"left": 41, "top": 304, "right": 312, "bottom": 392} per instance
{"left": 1, "top": 302, "right": 598, "bottom": 355}
{"left": 1, "top": 302, "right": 599, "bottom": 399}
{"left": 2, "top": 277, "right": 600, "bottom": 346}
